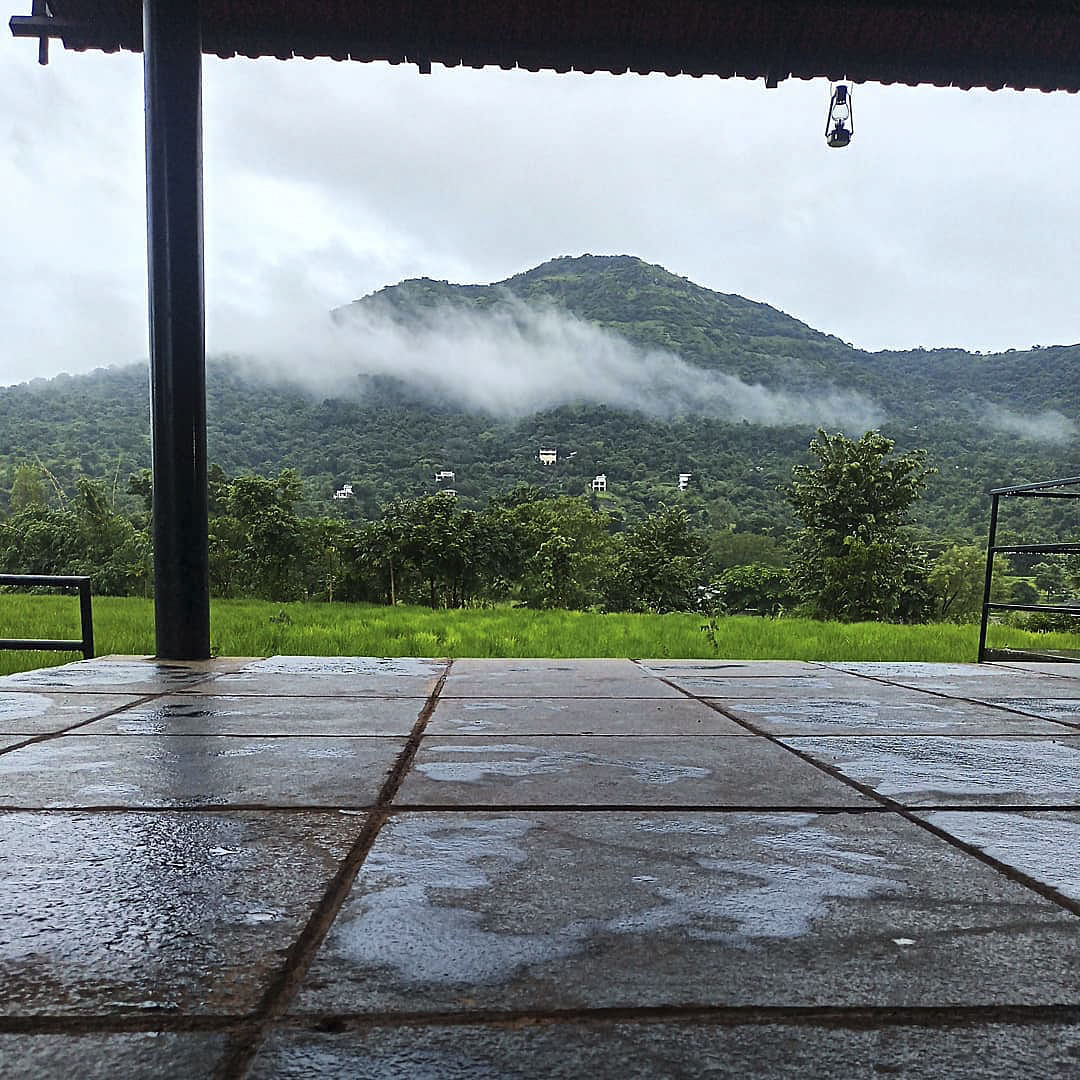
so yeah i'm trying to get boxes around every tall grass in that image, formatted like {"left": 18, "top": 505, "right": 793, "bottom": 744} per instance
{"left": 1, "top": 593, "right": 1077, "bottom": 675}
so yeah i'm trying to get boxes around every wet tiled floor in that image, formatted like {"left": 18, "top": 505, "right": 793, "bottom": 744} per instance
{"left": 0, "top": 655, "right": 1077, "bottom": 1078}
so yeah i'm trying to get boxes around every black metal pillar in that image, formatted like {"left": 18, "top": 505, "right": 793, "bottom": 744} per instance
{"left": 977, "top": 493, "right": 1000, "bottom": 663}
{"left": 143, "top": 0, "right": 210, "bottom": 659}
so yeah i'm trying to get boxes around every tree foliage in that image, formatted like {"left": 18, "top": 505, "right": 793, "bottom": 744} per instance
{"left": 788, "top": 430, "right": 936, "bottom": 622}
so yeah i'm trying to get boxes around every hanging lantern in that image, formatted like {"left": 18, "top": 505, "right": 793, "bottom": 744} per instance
{"left": 826, "top": 82, "right": 854, "bottom": 148}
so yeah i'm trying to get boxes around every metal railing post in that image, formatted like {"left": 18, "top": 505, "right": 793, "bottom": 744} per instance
{"left": 977, "top": 492, "right": 999, "bottom": 662}
{"left": 79, "top": 579, "right": 95, "bottom": 659}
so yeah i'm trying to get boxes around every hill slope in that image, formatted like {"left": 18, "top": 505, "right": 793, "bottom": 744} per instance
{"left": 1, "top": 255, "right": 1077, "bottom": 539}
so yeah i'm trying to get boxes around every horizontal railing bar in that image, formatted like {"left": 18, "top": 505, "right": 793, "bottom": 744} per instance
{"left": 990, "top": 543, "right": 1080, "bottom": 554}
{"left": 990, "top": 474, "right": 1080, "bottom": 495}
{"left": 0, "top": 574, "right": 92, "bottom": 588}
{"left": 0, "top": 638, "right": 85, "bottom": 652}
{"left": 997, "top": 491, "right": 1080, "bottom": 500}
{"left": 984, "top": 602, "right": 1080, "bottom": 614}
{"left": 0, "top": 574, "right": 95, "bottom": 659}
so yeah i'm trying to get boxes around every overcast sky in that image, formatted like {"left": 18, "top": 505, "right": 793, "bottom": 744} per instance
{"left": 3, "top": 34, "right": 1080, "bottom": 388}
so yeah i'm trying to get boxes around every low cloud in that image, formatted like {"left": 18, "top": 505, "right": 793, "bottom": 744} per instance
{"left": 982, "top": 403, "right": 1077, "bottom": 444}
{"left": 217, "top": 293, "right": 884, "bottom": 429}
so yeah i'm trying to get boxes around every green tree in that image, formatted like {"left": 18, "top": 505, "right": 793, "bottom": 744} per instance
{"left": 788, "top": 430, "right": 936, "bottom": 622}
{"left": 929, "top": 544, "right": 986, "bottom": 622}
{"left": 608, "top": 505, "right": 707, "bottom": 612}
{"left": 9, "top": 465, "right": 46, "bottom": 513}
{"left": 712, "top": 564, "right": 796, "bottom": 616}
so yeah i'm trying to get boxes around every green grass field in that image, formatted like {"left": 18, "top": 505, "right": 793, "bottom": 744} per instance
{"left": 1, "top": 593, "right": 1078, "bottom": 676}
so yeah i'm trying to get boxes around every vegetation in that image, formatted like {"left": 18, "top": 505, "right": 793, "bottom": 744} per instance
{"left": 2, "top": 594, "right": 1078, "bottom": 678}
{"left": 787, "top": 430, "right": 935, "bottom": 622}
{"left": 1, "top": 255, "right": 1076, "bottom": 660}
{"left": 1, "top": 255, "right": 1076, "bottom": 544}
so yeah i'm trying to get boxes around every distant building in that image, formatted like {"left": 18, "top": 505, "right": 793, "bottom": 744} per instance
{"left": 442, "top": 488, "right": 458, "bottom": 498}
{"left": 539, "top": 448, "right": 558, "bottom": 466}
{"left": 435, "top": 470, "right": 456, "bottom": 483}
{"left": 591, "top": 474, "right": 607, "bottom": 493}
{"left": 678, "top": 472, "right": 692, "bottom": 491}
{"left": 333, "top": 483, "right": 354, "bottom": 500}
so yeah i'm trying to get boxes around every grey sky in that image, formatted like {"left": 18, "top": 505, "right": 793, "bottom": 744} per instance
{"left": 3, "top": 34, "right": 1080, "bottom": 388}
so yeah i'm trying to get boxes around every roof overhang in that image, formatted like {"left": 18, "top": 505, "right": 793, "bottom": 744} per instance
{"left": 11, "top": 1, "right": 1080, "bottom": 92}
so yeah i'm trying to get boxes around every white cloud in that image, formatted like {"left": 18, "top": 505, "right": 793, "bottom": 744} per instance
{"left": 3, "top": 38, "right": 1080, "bottom": 388}
{"left": 217, "top": 291, "right": 884, "bottom": 429}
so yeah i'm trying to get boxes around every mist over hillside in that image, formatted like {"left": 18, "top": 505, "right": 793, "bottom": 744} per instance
{"left": 1, "top": 255, "right": 1077, "bottom": 535}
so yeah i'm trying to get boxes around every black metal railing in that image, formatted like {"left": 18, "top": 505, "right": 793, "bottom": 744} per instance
{"left": 978, "top": 475, "right": 1080, "bottom": 662}
{"left": 0, "top": 574, "right": 95, "bottom": 660}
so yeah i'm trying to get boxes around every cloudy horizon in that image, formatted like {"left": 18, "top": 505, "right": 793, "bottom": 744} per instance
{"left": 4, "top": 39, "right": 1080, "bottom": 389}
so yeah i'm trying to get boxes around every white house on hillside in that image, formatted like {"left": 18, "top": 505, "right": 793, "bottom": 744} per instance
{"left": 591, "top": 474, "right": 607, "bottom": 493}
{"left": 333, "top": 483, "right": 354, "bottom": 500}
{"left": 678, "top": 472, "right": 692, "bottom": 491}
{"left": 539, "top": 448, "right": 558, "bottom": 465}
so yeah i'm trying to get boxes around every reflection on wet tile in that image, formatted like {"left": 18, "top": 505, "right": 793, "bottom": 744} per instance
{"left": 0, "top": 692, "right": 144, "bottom": 735}
{"left": 822, "top": 662, "right": 1069, "bottom": 697}
{"left": 920, "top": 811, "right": 1080, "bottom": 902}
{"left": 0, "top": 811, "right": 360, "bottom": 1014}
{"left": 0, "top": 660, "right": 215, "bottom": 694}
{"left": 252, "top": 1022, "right": 1080, "bottom": 1080}
{"left": 208, "top": 656, "right": 445, "bottom": 697}
{"left": 427, "top": 698, "right": 743, "bottom": 736}
{"left": 0, "top": 736, "right": 404, "bottom": 807}
{"left": 81, "top": 695, "right": 424, "bottom": 736}
{"left": 0, "top": 1032, "right": 226, "bottom": 1080}
{"left": 398, "top": 737, "right": 869, "bottom": 806}
{"left": 292, "top": 811, "right": 1076, "bottom": 1015}
{"left": 978, "top": 698, "right": 1080, "bottom": 727}
{"left": 639, "top": 660, "right": 822, "bottom": 678}
{"left": 724, "top": 698, "right": 1067, "bottom": 736}
{"left": 695, "top": 677, "right": 903, "bottom": 701}
{"left": 781, "top": 736, "right": 1080, "bottom": 806}
{"left": 442, "top": 659, "right": 678, "bottom": 699}
{"left": 989, "top": 662, "right": 1080, "bottom": 679}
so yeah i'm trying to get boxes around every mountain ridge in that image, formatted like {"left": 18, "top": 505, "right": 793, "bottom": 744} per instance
{"left": 1, "top": 255, "right": 1076, "bottom": 538}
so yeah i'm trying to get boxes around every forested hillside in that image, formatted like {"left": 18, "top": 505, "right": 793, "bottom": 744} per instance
{"left": 1, "top": 254, "right": 1077, "bottom": 541}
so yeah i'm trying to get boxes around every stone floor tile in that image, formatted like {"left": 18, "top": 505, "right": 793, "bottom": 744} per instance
{"left": 825, "top": 662, "right": 998, "bottom": 679}
{"left": 205, "top": 656, "right": 445, "bottom": 698}
{"left": 426, "top": 697, "right": 745, "bottom": 736}
{"left": 0, "top": 691, "right": 144, "bottom": 735}
{"left": 638, "top": 660, "right": 823, "bottom": 678}
{"left": 250, "top": 1022, "right": 1080, "bottom": 1080}
{"left": 695, "top": 676, "right": 910, "bottom": 701}
{"left": 723, "top": 697, "right": 1069, "bottom": 736}
{"left": 823, "top": 662, "right": 1070, "bottom": 697}
{"left": 79, "top": 695, "right": 425, "bottom": 737}
{"left": 397, "top": 736, "right": 871, "bottom": 807}
{"left": 918, "top": 810, "right": 1080, "bottom": 902}
{"left": 780, "top": 736, "right": 1080, "bottom": 806}
{"left": 442, "top": 659, "right": 679, "bottom": 699}
{"left": 977, "top": 698, "right": 1080, "bottom": 728}
{"left": 989, "top": 661, "right": 1080, "bottom": 679}
{"left": 0, "top": 1033, "right": 226, "bottom": 1080}
{"left": 291, "top": 811, "right": 1077, "bottom": 1015}
{"left": 0, "top": 735, "right": 405, "bottom": 807}
{"left": 0, "top": 659, "right": 216, "bottom": 695}
{"left": 0, "top": 811, "right": 360, "bottom": 1014}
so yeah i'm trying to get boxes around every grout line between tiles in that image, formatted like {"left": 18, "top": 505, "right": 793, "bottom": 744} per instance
{"left": 0, "top": 693, "right": 163, "bottom": 758}
{"left": 635, "top": 664, "right": 1080, "bottom": 919}
{"left": 213, "top": 660, "right": 453, "bottom": 1080}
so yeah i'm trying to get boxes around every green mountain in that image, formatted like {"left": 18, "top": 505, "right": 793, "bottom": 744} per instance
{"left": 1, "top": 254, "right": 1077, "bottom": 541}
